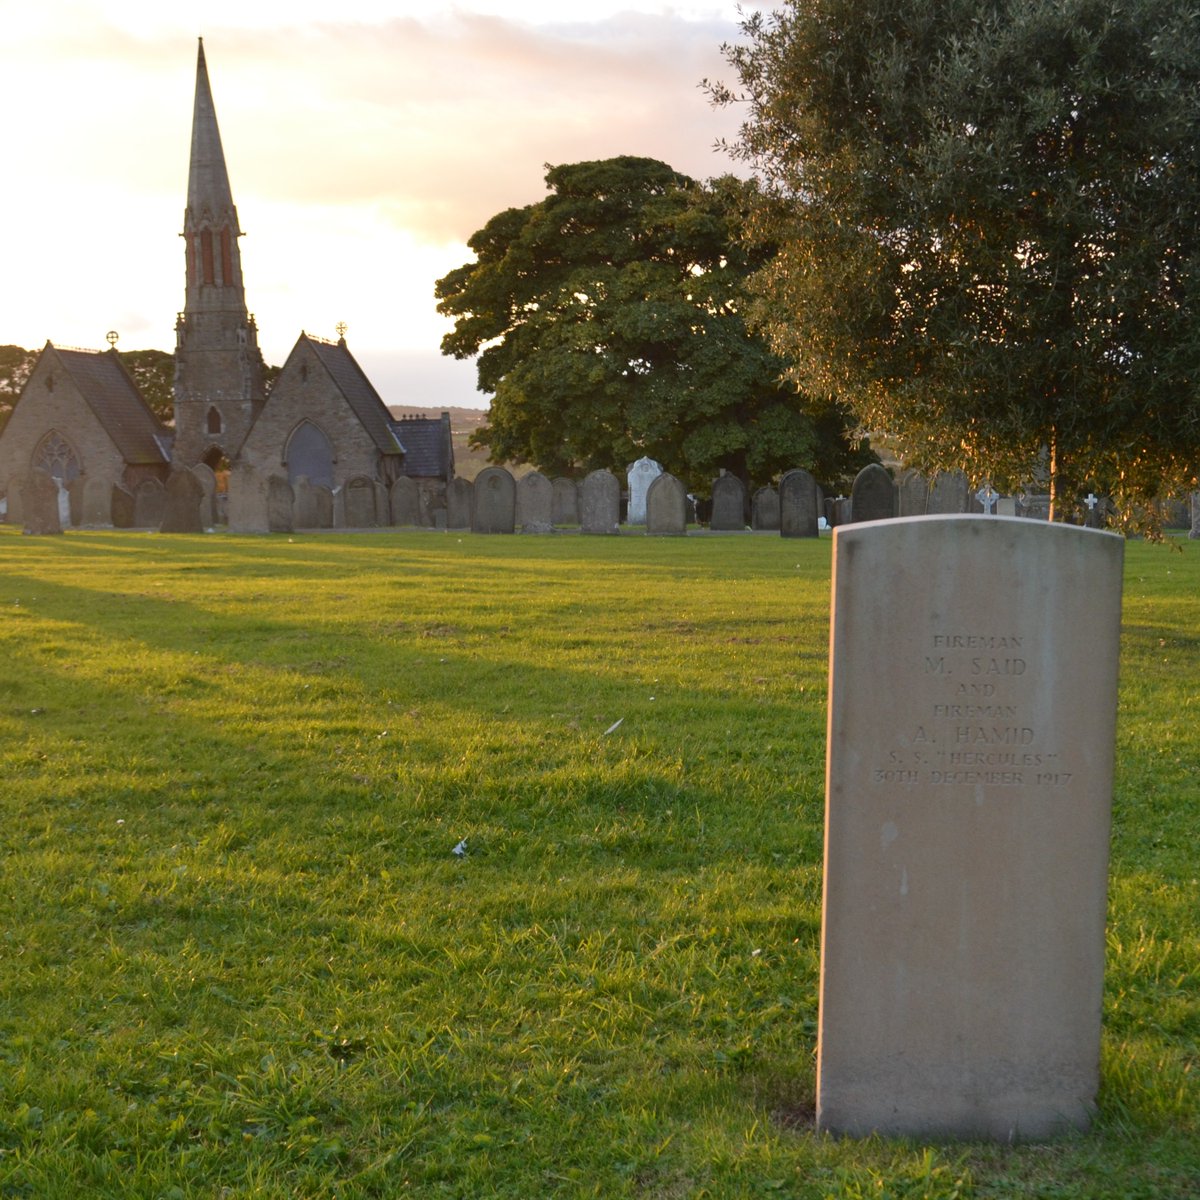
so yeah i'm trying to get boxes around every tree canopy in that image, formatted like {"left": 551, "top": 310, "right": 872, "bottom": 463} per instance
{"left": 435, "top": 156, "right": 870, "bottom": 493}
{"left": 714, "top": 0, "right": 1200, "bottom": 524}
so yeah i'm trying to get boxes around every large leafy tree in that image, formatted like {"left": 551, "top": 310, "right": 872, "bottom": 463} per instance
{"left": 714, "top": 0, "right": 1200, "bottom": 524}
{"left": 435, "top": 156, "right": 870, "bottom": 493}
{"left": 0, "top": 345, "right": 38, "bottom": 434}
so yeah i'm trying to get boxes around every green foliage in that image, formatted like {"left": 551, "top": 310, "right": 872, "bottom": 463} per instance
{"left": 436, "top": 157, "right": 871, "bottom": 494}
{"left": 0, "top": 344, "right": 38, "bottom": 433}
{"left": 121, "top": 348, "right": 176, "bottom": 426}
{"left": 715, "top": 0, "right": 1200, "bottom": 524}
{"left": 0, "top": 528, "right": 1196, "bottom": 1197}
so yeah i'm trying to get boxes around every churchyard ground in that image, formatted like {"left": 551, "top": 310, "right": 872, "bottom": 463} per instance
{"left": 0, "top": 527, "right": 1196, "bottom": 1198}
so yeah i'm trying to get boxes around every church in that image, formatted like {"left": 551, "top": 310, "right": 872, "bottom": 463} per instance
{"left": 0, "top": 40, "right": 453, "bottom": 531}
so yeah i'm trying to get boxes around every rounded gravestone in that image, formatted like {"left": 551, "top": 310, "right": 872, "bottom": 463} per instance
{"left": 850, "top": 463, "right": 896, "bottom": 523}
{"left": 516, "top": 471, "right": 553, "bottom": 533}
{"left": 626, "top": 456, "right": 662, "bottom": 525}
{"left": 447, "top": 477, "right": 473, "bottom": 530}
{"left": 751, "top": 485, "right": 780, "bottom": 531}
{"left": 473, "top": 466, "right": 516, "bottom": 534}
{"left": 645, "top": 472, "right": 687, "bottom": 536}
{"left": 581, "top": 468, "right": 620, "bottom": 534}
{"left": 21, "top": 470, "right": 62, "bottom": 536}
{"left": 160, "top": 469, "right": 206, "bottom": 533}
{"left": 780, "top": 468, "right": 819, "bottom": 538}
{"left": 710, "top": 473, "right": 748, "bottom": 531}
{"left": 390, "top": 476, "right": 421, "bottom": 527}
{"left": 551, "top": 477, "right": 580, "bottom": 526}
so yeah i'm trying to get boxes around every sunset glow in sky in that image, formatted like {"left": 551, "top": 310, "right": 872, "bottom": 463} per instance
{"left": 1, "top": 1, "right": 778, "bottom": 409}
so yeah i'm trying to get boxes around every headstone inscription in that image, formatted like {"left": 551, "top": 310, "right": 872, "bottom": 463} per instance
{"left": 159, "top": 470, "right": 206, "bottom": 533}
{"left": 645, "top": 472, "right": 687, "bottom": 535}
{"left": 819, "top": 515, "right": 1124, "bottom": 1141}
{"left": 710, "top": 473, "right": 748, "bottom": 531}
{"left": 580, "top": 469, "right": 620, "bottom": 534}
{"left": 626, "top": 456, "right": 662, "bottom": 525}
{"left": 472, "top": 466, "right": 516, "bottom": 534}
{"left": 850, "top": 463, "right": 896, "bottom": 522}
{"left": 21, "top": 470, "right": 62, "bottom": 535}
{"left": 516, "top": 471, "right": 554, "bottom": 533}
{"left": 779, "top": 468, "right": 819, "bottom": 538}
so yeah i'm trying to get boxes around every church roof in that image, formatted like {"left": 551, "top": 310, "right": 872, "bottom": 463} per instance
{"left": 391, "top": 413, "right": 454, "bottom": 479}
{"left": 304, "top": 336, "right": 405, "bottom": 456}
{"left": 187, "top": 38, "right": 239, "bottom": 231}
{"left": 52, "top": 346, "right": 171, "bottom": 466}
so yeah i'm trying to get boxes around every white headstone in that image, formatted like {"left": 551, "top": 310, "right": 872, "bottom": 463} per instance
{"left": 626, "top": 456, "right": 662, "bottom": 525}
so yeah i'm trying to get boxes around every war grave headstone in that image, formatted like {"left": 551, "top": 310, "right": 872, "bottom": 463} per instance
{"left": 645, "top": 472, "right": 687, "bottom": 536}
{"left": 850, "top": 463, "right": 896, "bottom": 522}
{"left": 111, "top": 484, "right": 135, "bottom": 528}
{"left": 473, "top": 466, "right": 516, "bottom": 534}
{"left": 551, "top": 477, "right": 580, "bottom": 527}
{"left": 447, "top": 477, "right": 473, "bottom": 530}
{"left": 580, "top": 468, "right": 620, "bottom": 534}
{"left": 626, "top": 456, "right": 662, "bottom": 525}
{"left": 344, "top": 476, "right": 378, "bottom": 527}
{"left": 390, "top": 476, "right": 421, "bottom": 527}
{"left": 780, "top": 468, "right": 819, "bottom": 538}
{"left": 751, "top": 485, "right": 780, "bottom": 531}
{"left": 710, "top": 473, "right": 748, "bottom": 531}
{"left": 134, "top": 478, "right": 167, "bottom": 529}
{"left": 268, "top": 476, "right": 295, "bottom": 533}
{"left": 517, "top": 471, "right": 554, "bottom": 533}
{"left": 160, "top": 470, "right": 206, "bottom": 533}
{"left": 226, "top": 464, "right": 269, "bottom": 532}
{"left": 21, "top": 470, "right": 62, "bottom": 535}
{"left": 819, "top": 515, "right": 1123, "bottom": 1141}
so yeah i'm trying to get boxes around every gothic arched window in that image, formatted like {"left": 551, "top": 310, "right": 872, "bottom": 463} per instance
{"left": 207, "top": 406, "right": 223, "bottom": 435}
{"left": 285, "top": 421, "right": 334, "bottom": 488}
{"left": 32, "top": 431, "right": 80, "bottom": 484}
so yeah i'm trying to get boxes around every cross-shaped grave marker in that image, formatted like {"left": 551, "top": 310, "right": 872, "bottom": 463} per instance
{"left": 975, "top": 483, "right": 999, "bottom": 514}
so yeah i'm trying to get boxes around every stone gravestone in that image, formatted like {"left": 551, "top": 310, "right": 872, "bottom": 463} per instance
{"left": 780, "top": 468, "right": 819, "bottom": 538}
{"left": 472, "top": 466, "right": 516, "bottom": 534}
{"left": 446, "top": 477, "right": 473, "bottom": 530}
{"left": 111, "top": 484, "right": 135, "bottom": 528}
{"left": 82, "top": 478, "right": 111, "bottom": 526}
{"left": 191, "top": 463, "right": 218, "bottom": 527}
{"left": 819, "top": 514, "right": 1124, "bottom": 1141}
{"left": 344, "top": 476, "right": 377, "bottom": 527}
{"left": 710, "top": 473, "right": 748, "bottom": 531}
{"left": 293, "top": 477, "right": 319, "bottom": 528}
{"left": 21, "top": 470, "right": 62, "bottom": 535}
{"left": 159, "top": 470, "right": 206, "bottom": 533}
{"left": 898, "top": 470, "right": 929, "bottom": 517}
{"left": 551, "top": 477, "right": 580, "bottom": 527}
{"left": 133, "top": 479, "right": 166, "bottom": 529}
{"left": 580, "top": 468, "right": 620, "bottom": 534}
{"left": 516, "top": 471, "right": 554, "bottom": 533}
{"left": 850, "top": 462, "right": 896, "bottom": 522}
{"left": 645, "top": 472, "right": 687, "bottom": 536}
{"left": 5, "top": 472, "right": 28, "bottom": 525}
{"left": 390, "top": 476, "right": 421, "bottom": 527}
{"left": 927, "top": 470, "right": 970, "bottom": 515}
{"left": 1191, "top": 492, "right": 1200, "bottom": 540}
{"left": 312, "top": 485, "right": 334, "bottom": 529}
{"left": 626, "top": 456, "right": 662, "bottom": 525}
{"left": 226, "top": 464, "right": 269, "bottom": 533}
{"left": 267, "top": 476, "right": 294, "bottom": 533}
{"left": 751, "top": 485, "right": 780, "bottom": 531}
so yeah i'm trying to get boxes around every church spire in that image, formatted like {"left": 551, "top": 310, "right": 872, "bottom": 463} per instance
{"left": 173, "top": 38, "right": 266, "bottom": 471}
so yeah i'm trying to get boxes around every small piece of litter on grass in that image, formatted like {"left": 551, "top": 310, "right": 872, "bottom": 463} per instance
{"left": 452, "top": 839, "right": 468, "bottom": 857}
{"left": 603, "top": 718, "right": 624, "bottom": 735}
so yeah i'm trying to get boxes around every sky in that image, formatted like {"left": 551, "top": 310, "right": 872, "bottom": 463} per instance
{"left": 0, "top": 1, "right": 781, "bottom": 411}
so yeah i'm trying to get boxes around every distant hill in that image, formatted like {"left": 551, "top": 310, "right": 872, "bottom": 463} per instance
{"left": 388, "top": 404, "right": 531, "bottom": 481}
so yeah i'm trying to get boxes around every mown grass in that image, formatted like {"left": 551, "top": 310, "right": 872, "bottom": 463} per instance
{"left": 0, "top": 526, "right": 1196, "bottom": 1199}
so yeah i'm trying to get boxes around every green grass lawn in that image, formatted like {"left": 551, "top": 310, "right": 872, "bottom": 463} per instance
{"left": 0, "top": 526, "right": 1196, "bottom": 1199}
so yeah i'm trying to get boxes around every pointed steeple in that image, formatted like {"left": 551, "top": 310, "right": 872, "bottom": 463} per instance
{"left": 173, "top": 38, "right": 266, "bottom": 471}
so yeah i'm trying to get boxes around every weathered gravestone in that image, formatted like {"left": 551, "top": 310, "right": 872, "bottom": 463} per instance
{"left": 473, "top": 466, "right": 516, "bottom": 534}
{"left": 21, "top": 470, "right": 62, "bottom": 535}
{"left": 850, "top": 462, "right": 896, "bottom": 522}
{"left": 159, "top": 470, "right": 206, "bottom": 533}
{"left": 133, "top": 479, "right": 166, "bottom": 529}
{"left": 927, "top": 470, "right": 970, "bottom": 515}
{"left": 645, "top": 472, "right": 687, "bottom": 536}
{"left": 293, "top": 477, "right": 319, "bottom": 528}
{"left": 82, "top": 477, "right": 111, "bottom": 526}
{"left": 344, "top": 476, "right": 378, "bottom": 527}
{"left": 626, "top": 456, "right": 662, "bottom": 525}
{"left": 819, "top": 515, "right": 1124, "bottom": 1141}
{"left": 267, "top": 476, "right": 294, "bottom": 533}
{"left": 446, "top": 477, "right": 473, "bottom": 530}
{"left": 191, "top": 463, "right": 218, "bottom": 527}
{"left": 780, "top": 468, "right": 819, "bottom": 538}
{"left": 311, "top": 484, "right": 334, "bottom": 529}
{"left": 898, "top": 470, "right": 930, "bottom": 517}
{"left": 580, "top": 468, "right": 620, "bottom": 534}
{"left": 389, "top": 476, "right": 421, "bottom": 527}
{"left": 5, "top": 472, "right": 28, "bottom": 525}
{"left": 517, "top": 471, "right": 554, "bottom": 533}
{"left": 751, "top": 485, "right": 780, "bottom": 531}
{"left": 1191, "top": 491, "right": 1200, "bottom": 540}
{"left": 111, "top": 484, "right": 135, "bottom": 529}
{"left": 551, "top": 477, "right": 580, "bottom": 527}
{"left": 710, "top": 473, "right": 748, "bottom": 531}
{"left": 226, "top": 464, "right": 269, "bottom": 533}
